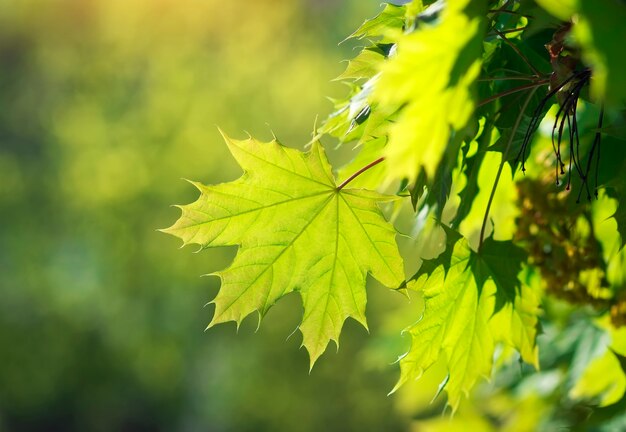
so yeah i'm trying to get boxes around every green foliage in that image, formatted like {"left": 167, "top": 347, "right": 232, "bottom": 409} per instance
{"left": 374, "top": 0, "right": 486, "bottom": 183}
{"left": 166, "top": 0, "right": 626, "bottom": 428}
{"left": 536, "top": 0, "right": 626, "bottom": 106}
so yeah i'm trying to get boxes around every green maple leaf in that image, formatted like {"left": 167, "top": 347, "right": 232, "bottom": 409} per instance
{"left": 396, "top": 227, "right": 539, "bottom": 410}
{"left": 162, "top": 133, "right": 404, "bottom": 366}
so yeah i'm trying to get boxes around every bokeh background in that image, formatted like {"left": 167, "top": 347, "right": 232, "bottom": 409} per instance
{"left": 0, "top": 1, "right": 432, "bottom": 430}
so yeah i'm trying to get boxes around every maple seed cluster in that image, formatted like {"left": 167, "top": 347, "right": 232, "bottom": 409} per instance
{"left": 515, "top": 178, "right": 618, "bottom": 317}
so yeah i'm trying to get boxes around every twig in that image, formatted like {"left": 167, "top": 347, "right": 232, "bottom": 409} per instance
{"left": 476, "top": 79, "right": 549, "bottom": 108}
{"left": 477, "top": 76, "right": 537, "bottom": 82}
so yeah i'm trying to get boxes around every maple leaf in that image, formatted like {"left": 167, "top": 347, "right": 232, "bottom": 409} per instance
{"left": 162, "top": 132, "right": 404, "bottom": 366}
{"left": 395, "top": 226, "right": 539, "bottom": 410}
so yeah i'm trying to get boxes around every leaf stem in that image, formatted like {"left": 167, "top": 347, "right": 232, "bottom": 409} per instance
{"left": 336, "top": 157, "right": 385, "bottom": 191}
{"left": 476, "top": 79, "right": 549, "bottom": 108}
{"left": 478, "top": 87, "right": 538, "bottom": 252}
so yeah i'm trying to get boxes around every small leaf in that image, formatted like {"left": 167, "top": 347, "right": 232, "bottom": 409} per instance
{"left": 458, "top": 151, "right": 520, "bottom": 246}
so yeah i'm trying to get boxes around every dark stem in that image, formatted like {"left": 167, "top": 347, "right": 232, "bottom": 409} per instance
{"left": 488, "top": 9, "right": 533, "bottom": 18}
{"left": 514, "top": 69, "right": 590, "bottom": 172}
{"left": 477, "top": 76, "right": 537, "bottom": 82}
{"left": 476, "top": 79, "right": 550, "bottom": 108}
{"left": 336, "top": 157, "right": 385, "bottom": 191}
{"left": 478, "top": 87, "right": 538, "bottom": 252}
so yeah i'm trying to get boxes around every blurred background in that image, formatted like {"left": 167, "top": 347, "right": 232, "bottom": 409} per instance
{"left": 0, "top": 1, "right": 432, "bottom": 430}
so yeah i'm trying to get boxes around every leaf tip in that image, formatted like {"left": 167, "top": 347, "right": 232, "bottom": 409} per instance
{"left": 216, "top": 126, "right": 229, "bottom": 141}
{"left": 201, "top": 271, "right": 221, "bottom": 280}
{"left": 286, "top": 324, "right": 300, "bottom": 343}
{"left": 305, "top": 344, "right": 326, "bottom": 373}
{"left": 388, "top": 369, "right": 411, "bottom": 396}
{"left": 156, "top": 226, "right": 170, "bottom": 235}
{"left": 181, "top": 178, "right": 204, "bottom": 192}
{"left": 254, "top": 311, "right": 263, "bottom": 333}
